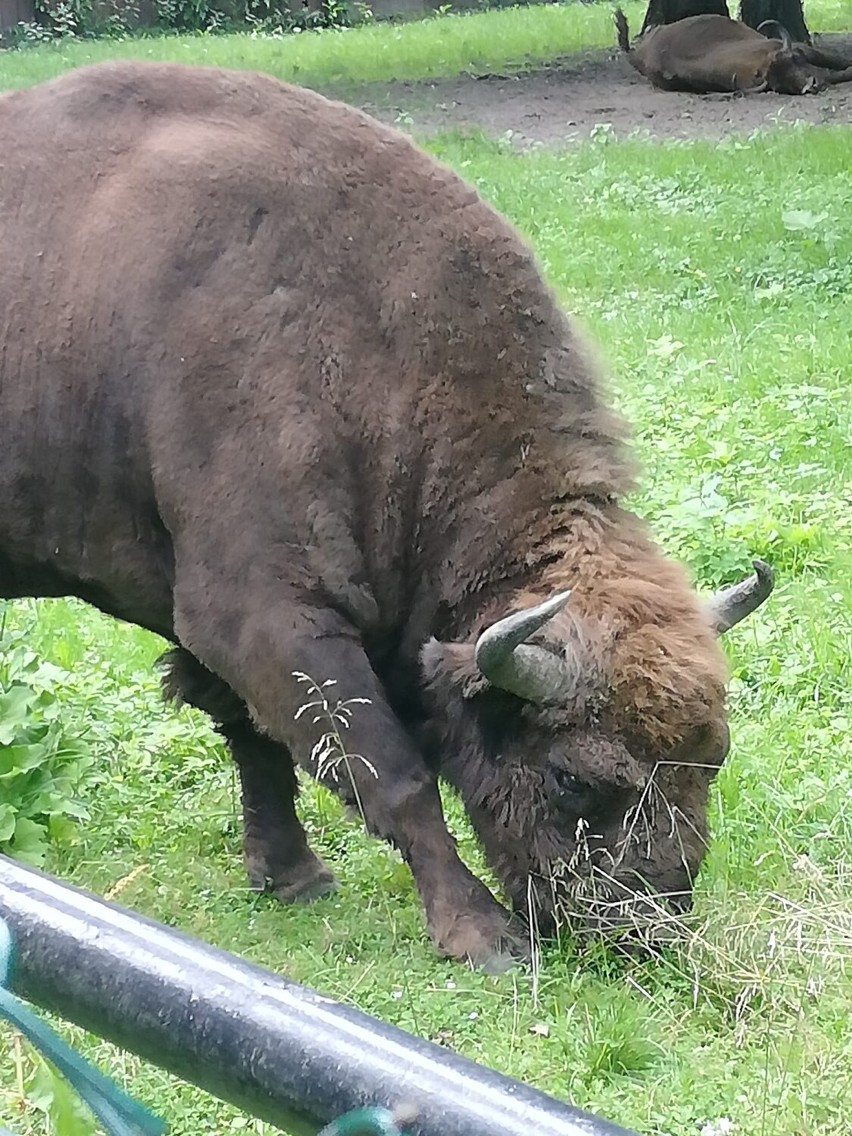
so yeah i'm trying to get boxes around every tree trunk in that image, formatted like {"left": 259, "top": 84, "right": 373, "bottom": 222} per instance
{"left": 739, "top": 0, "right": 811, "bottom": 43}
{"left": 639, "top": 0, "right": 729, "bottom": 36}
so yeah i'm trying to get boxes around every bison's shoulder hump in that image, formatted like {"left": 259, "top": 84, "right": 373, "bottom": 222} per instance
{"left": 5, "top": 60, "right": 489, "bottom": 216}
{"left": 7, "top": 60, "right": 420, "bottom": 160}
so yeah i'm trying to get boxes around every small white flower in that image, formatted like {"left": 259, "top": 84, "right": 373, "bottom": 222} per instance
{"left": 700, "top": 1119, "right": 735, "bottom": 1136}
{"left": 391, "top": 989, "right": 403, "bottom": 1000}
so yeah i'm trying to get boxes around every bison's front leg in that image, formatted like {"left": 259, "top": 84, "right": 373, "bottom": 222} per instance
{"left": 173, "top": 587, "right": 526, "bottom": 972}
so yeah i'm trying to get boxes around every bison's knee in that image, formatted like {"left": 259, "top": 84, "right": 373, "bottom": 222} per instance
{"left": 158, "top": 646, "right": 246, "bottom": 725}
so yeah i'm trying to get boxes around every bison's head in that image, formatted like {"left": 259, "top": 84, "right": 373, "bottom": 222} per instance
{"left": 756, "top": 21, "right": 823, "bottom": 94}
{"left": 420, "top": 561, "right": 773, "bottom": 942}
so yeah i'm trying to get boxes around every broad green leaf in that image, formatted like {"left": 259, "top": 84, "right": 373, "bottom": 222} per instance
{"left": 0, "top": 802, "right": 17, "bottom": 843}
{"left": 7, "top": 817, "right": 48, "bottom": 866}
{"left": 0, "top": 686, "right": 39, "bottom": 744}
{"left": 781, "top": 209, "right": 828, "bottom": 232}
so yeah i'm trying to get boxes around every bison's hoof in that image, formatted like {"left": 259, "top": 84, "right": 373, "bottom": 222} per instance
{"left": 246, "top": 856, "right": 339, "bottom": 905}
{"left": 432, "top": 913, "right": 530, "bottom": 974}
{"left": 271, "top": 871, "right": 340, "bottom": 905}
{"left": 477, "top": 935, "right": 530, "bottom": 976}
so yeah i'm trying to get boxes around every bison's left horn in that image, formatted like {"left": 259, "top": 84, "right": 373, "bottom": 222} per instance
{"left": 757, "top": 19, "right": 793, "bottom": 51}
{"left": 705, "top": 559, "right": 775, "bottom": 634}
{"left": 474, "top": 591, "right": 573, "bottom": 704}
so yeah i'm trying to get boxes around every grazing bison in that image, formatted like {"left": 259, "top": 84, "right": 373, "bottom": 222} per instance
{"left": 615, "top": 10, "right": 852, "bottom": 93}
{"left": 0, "top": 61, "right": 774, "bottom": 972}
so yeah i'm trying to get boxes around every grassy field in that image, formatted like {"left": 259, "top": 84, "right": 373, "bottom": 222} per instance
{"left": 0, "top": 1, "right": 646, "bottom": 88}
{"left": 1, "top": 7, "right": 852, "bottom": 1136}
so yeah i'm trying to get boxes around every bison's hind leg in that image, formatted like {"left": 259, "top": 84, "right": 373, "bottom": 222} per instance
{"left": 159, "top": 648, "right": 339, "bottom": 904}
{"left": 222, "top": 718, "right": 340, "bottom": 904}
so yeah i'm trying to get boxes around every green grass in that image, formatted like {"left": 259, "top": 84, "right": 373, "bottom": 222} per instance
{"left": 0, "top": 1, "right": 646, "bottom": 90}
{"left": 1, "top": 10, "right": 852, "bottom": 1136}
{"left": 2, "top": 123, "right": 850, "bottom": 1136}
{"left": 0, "top": 0, "right": 848, "bottom": 93}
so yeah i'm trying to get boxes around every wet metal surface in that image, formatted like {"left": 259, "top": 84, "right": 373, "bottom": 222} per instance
{"left": 0, "top": 857, "right": 637, "bottom": 1136}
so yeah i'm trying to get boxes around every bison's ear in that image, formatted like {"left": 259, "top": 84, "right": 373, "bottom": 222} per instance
{"left": 421, "top": 639, "right": 490, "bottom": 700}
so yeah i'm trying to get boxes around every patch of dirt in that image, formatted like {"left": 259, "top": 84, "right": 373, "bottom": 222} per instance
{"left": 331, "top": 33, "right": 852, "bottom": 147}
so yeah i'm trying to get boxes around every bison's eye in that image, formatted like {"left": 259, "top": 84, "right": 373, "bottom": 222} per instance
{"left": 555, "top": 769, "right": 581, "bottom": 794}
{"left": 551, "top": 767, "right": 588, "bottom": 810}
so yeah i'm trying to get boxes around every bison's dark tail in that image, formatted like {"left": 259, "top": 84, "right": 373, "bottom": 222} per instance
{"left": 613, "top": 7, "right": 631, "bottom": 54}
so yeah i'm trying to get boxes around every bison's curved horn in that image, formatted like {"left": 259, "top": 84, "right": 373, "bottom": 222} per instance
{"left": 475, "top": 591, "right": 573, "bottom": 704}
{"left": 705, "top": 559, "right": 775, "bottom": 634}
{"left": 757, "top": 19, "right": 793, "bottom": 51}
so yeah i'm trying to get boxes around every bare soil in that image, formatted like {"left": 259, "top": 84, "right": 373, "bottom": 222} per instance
{"left": 332, "top": 32, "right": 852, "bottom": 147}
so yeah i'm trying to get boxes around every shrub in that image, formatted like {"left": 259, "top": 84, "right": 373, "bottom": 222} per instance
{"left": 0, "top": 617, "right": 97, "bottom": 865}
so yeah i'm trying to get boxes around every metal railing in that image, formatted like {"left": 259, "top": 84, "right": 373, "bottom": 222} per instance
{"left": 0, "top": 857, "right": 639, "bottom": 1136}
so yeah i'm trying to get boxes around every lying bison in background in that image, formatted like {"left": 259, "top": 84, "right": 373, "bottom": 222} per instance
{"left": 0, "top": 61, "right": 774, "bottom": 973}
{"left": 615, "top": 10, "right": 852, "bottom": 94}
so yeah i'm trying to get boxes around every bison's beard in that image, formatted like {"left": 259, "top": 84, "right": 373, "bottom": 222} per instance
{"left": 485, "top": 838, "right": 699, "bottom": 945}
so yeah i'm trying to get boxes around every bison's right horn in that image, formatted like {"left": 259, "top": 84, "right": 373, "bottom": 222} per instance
{"left": 474, "top": 591, "right": 574, "bottom": 704}
{"left": 757, "top": 19, "right": 793, "bottom": 51}
{"left": 705, "top": 559, "right": 775, "bottom": 635}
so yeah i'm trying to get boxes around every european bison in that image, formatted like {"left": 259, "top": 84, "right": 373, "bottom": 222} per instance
{"left": 615, "top": 10, "right": 852, "bottom": 93}
{"left": 0, "top": 62, "right": 774, "bottom": 972}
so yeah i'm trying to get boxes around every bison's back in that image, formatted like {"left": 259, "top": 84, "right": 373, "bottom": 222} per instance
{"left": 2, "top": 60, "right": 545, "bottom": 361}
{"left": 1, "top": 61, "right": 563, "bottom": 447}
{"left": 642, "top": 14, "right": 767, "bottom": 65}
{"left": 0, "top": 61, "right": 631, "bottom": 643}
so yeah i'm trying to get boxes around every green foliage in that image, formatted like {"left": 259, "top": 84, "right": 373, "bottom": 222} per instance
{"left": 0, "top": 620, "right": 97, "bottom": 866}
{"left": 33, "top": 0, "right": 95, "bottom": 40}
{"left": 23, "top": 1054, "right": 96, "bottom": 1136}
{"left": 11, "top": 0, "right": 143, "bottom": 43}
{"left": 8, "top": 0, "right": 353, "bottom": 46}
{"left": 1, "top": 20, "right": 54, "bottom": 46}
{"left": 147, "top": 0, "right": 354, "bottom": 37}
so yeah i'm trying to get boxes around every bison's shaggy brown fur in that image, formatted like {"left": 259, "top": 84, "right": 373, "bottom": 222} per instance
{"left": 0, "top": 62, "right": 772, "bottom": 970}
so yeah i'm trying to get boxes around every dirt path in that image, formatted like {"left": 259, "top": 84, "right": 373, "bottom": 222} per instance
{"left": 330, "top": 33, "right": 852, "bottom": 146}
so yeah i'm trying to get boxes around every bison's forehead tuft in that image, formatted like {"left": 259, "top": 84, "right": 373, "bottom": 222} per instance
{"left": 523, "top": 588, "right": 728, "bottom": 755}
{"left": 609, "top": 623, "right": 729, "bottom": 755}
